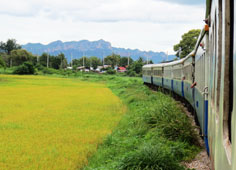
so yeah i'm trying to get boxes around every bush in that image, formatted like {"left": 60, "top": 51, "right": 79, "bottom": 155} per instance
{"left": 13, "top": 62, "right": 35, "bottom": 75}
{"left": 106, "top": 68, "right": 116, "bottom": 75}
{"left": 126, "top": 70, "right": 136, "bottom": 77}
{"left": 35, "top": 63, "right": 44, "bottom": 71}
{"left": 42, "top": 67, "right": 59, "bottom": 74}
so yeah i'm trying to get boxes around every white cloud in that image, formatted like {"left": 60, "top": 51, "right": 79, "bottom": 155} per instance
{"left": 0, "top": 0, "right": 205, "bottom": 53}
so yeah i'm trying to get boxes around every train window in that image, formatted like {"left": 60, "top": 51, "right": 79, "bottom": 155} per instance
{"left": 173, "top": 66, "right": 182, "bottom": 80}
{"left": 183, "top": 59, "right": 193, "bottom": 82}
{"left": 143, "top": 70, "right": 146, "bottom": 75}
{"left": 164, "top": 67, "right": 172, "bottom": 78}
{"left": 153, "top": 69, "right": 162, "bottom": 77}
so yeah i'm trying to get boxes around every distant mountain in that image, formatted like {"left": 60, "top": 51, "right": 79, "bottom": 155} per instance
{"left": 22, "top": 39, "right": 176, "bottom": 64}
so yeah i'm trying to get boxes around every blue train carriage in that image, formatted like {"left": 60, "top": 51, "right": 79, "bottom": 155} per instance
{"left": 142, "top": 64, "right": 153, "bottom": 84}
{"left": 194, "top": 34, "right": 209, "bottom": 150}
{"left": 163, "top": 63, "right": 173, "bottom": 91}
{"left": 207, "top": 0, "right": 235, "bottom": 169}
{"left": 182, "top": 53, "right": 195, "bottom": 107}
{"left": 172, "top": 59, "right": 185, "bottom": 96}
{"left": 152, "top": 64, "right": 164, "bottom": 87}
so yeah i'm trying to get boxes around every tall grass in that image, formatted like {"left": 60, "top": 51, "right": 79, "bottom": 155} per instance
{"left": 82, "top": 74, "right": 200, "bottom": 170}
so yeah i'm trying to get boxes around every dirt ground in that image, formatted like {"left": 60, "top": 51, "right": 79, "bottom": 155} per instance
{"left": 180, "top": 102, "right": 211, "bottom": 170}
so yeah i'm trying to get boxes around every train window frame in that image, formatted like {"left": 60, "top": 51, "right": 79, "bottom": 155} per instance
{"left": 172, "top": 64, "right": 182, "bottom": 80}
{"left": 216, "top": 0, "right": 223, "bottom": 113}
{"left": 153, "top": 68, "right": 162, "bottom": 77}
{"left": 222, "top": 0, "right": 233, "bottom": 163}
{"left": 183, "top": 57, "right": 193, "bottom": 83}
{"left": 212, "top": 13, "right": 217, "bottom": 104}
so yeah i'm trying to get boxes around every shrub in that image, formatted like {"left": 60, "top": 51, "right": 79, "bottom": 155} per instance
{"left": 42, "top": 67, "right": 58, "bottom": 74}
{"left": 106, "top": 68, "right": 116, "bottom": 75}
{"left": 35, "top": 63, "right": 44, "bottom": 71}
{"left": 127, "top": 70, "right": 136, "bottom": 77}
{"left": 13, "top": 62, "right": 35, "bottom": 75}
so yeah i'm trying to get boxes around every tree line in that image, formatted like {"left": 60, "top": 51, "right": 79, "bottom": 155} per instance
{"left": 0, "top": 39, "right": 148, "bottom": 76}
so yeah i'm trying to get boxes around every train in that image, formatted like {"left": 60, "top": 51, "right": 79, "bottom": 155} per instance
{"left": 142, "top": 0, "right": 235, "bottom": 169}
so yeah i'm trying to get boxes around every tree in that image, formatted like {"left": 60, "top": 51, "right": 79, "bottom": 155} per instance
{"left": 0, "top": 39, "right": 21, "bottom": 55}
{"left": 173, "top": 29, "right": 201, "bottom": 58}
{"left": 127, "top": 57, "right": 144, "bottom": 76}
{"left": 0, "top": 56, "right": 6, "bottom": 68}
{"left": 56, "top": 53, "right": 67, "bottom": 69}
{"left": 72, "top": 57, "right": 91, "bottom": 68}
{"left": 137, "top": 57, "right": 144, "bottom": 63}
{"left": 72, "top": 59, "right": 80, "bottom": 67}
{"left": 120, "top": 57, "right": 133, "bottom": 67}
{"left": 39, "top": 53, "right": 67, "bottom": 69}
{"left": 39, "top": 53, "right": 48, "bottom": 67}
{"left": 13, "top": 62, "right": 35, "bottom": 75}
{"left": 10, "top": 49, "right": 35, "bottom": 66}
{"left": 104, "top": 53, "right": 120, "bottom": 68}
{"left": 79, "top": 56, "right": 90, "bottom": 68}
{"left": 90, "top": 56, "right": 101, "bottom": 69}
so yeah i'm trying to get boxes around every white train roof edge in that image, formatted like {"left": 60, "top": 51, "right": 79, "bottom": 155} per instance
{"left": 142, "top": 51, "right": 195, "bottom": 70}
{"left": 142, "top": 26, "right": 206, "bottom": 70}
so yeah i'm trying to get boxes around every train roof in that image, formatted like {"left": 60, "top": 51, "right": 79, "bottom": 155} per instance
{"left": 142, "top": 64, "right": 153, "bottom": 69}
{"left": 142, "top": 51, "right": 195, "bottom": 70}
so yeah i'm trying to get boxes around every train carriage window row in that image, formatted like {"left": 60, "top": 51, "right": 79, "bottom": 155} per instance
{"left": 195, "top": 53, "right": 206, "bottom": 91}
{"left": 164, "top": 67, "right": 172, "bottom": 78}
{"left": 183, "top": 65, "right": 193, "bottom": 82}
{"left": 153, "top": 69, "right": 163, "bottom": 77}
{"left": 173, "top": 68, "right": 182, "bottom": 80}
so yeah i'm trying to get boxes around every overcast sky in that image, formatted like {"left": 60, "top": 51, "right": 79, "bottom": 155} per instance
{"left": 0, "top": 0, "right": 205, "bottom": 54}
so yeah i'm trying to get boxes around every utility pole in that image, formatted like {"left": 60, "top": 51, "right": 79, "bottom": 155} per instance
{"left": 60, "top": 53, "right": 63, "bottom": 69}
{"left": 102, "top": 51, "right": 105, "bottom": 67}
{"left": 166, "top": 51, "right": 168, "bottom": 61}
{"left": 83, "top": 52, "right": 85, "bottom": 67}
{"left": 71, "top": 53, "right": 73, "bottom": 67}
{"left": 47, "top": 54, "right": 49, "bottom": 68}
{"left": 128, "top": 53, "right": 130, "bottom": 66}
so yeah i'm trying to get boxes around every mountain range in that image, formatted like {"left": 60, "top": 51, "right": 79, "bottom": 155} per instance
{"left": 22, "top": 39, "right": 176, "bottom": 64}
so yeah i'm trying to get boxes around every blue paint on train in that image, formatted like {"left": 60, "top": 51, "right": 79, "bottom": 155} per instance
{"left": 171, "top": 80, "right": 174, "bottom": 91}
{"left": 204, "top": 100, "right": 210, "bottom": 155}
{"left": 181, "top": 81, "right": 185, "bottom": 97}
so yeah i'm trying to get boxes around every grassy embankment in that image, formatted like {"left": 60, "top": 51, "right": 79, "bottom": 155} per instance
{"left": 0, "top": 75, "right": 125, "bottom": 169}
{"left": 74, "top": 74, "right": 201, "bottom": 170}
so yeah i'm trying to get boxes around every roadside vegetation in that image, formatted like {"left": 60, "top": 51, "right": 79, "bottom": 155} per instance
{"left": 79, "top": 74, "right": 201, "bottom": 170}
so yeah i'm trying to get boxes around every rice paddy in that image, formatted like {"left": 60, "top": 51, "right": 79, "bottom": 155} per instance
{"left": 0, "top": 75, "right": 126, "bottom": 170}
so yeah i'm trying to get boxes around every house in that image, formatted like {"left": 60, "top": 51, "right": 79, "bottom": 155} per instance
{"left": 117, "top": 67, "right": 126, "bottom": 72}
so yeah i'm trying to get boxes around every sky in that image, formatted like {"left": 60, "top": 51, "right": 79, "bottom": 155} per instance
{"left": 0, "top": 0, "right": 205, "bottom": 54}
